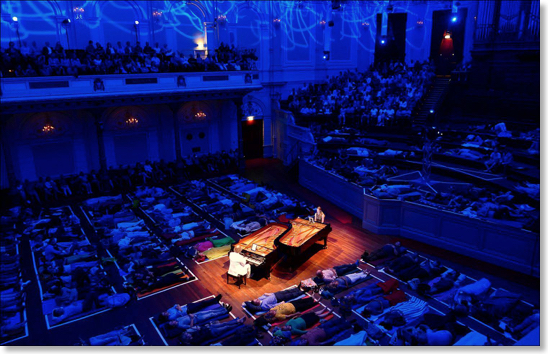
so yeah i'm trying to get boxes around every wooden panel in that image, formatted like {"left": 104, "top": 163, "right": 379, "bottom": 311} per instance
{"left": 299, "top": 160, "right": 363, "bottom": 218}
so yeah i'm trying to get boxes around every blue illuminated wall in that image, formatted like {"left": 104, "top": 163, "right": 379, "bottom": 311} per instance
{"left": 0, "top": 1, "right": 478, "bottom": 81}
{"left": 0, "top": 1, "right": 480, "bottom": 187}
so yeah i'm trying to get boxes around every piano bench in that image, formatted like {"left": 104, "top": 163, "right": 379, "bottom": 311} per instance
{"left": 227, "top": 272, "right": 247, "bottom": 289}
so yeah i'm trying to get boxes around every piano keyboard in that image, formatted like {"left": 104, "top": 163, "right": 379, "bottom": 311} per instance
{"left": 241, "top": 251, "right": 265, "bottom": 266}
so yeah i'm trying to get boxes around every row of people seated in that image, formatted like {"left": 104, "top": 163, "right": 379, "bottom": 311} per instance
{"left": 1, "top": 39, "right": 257, "bottom": 78}
{"left": 82, "top": 195, "right": 195, "bottom": 297}
{"left": 25, "top": 206, "right": 116, "bottom": 325}
{"left": 0, "top": 207, "right": 30, "bottom": 344}
{"left": 284, "top": 60, "right": 435, "bottom": 129}
{"left": 5, "top": 150, "right": 240, "bottom": 210}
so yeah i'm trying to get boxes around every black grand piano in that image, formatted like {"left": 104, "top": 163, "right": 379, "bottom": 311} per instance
{"left": 275, "top": 217, "right": 332, "bottom": 271}
{"left": 231, "top": 222, "right": 290, "bottom": 279}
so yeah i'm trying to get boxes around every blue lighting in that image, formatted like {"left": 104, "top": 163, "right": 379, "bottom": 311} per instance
{"left": 381, "top": 40, "right": 385, "bottom": 44}
{"left": 452, "top": 17, "right": 457, "bottom": 22}
{"left": 430, "top": 109, "right": 435, "bottom": 114}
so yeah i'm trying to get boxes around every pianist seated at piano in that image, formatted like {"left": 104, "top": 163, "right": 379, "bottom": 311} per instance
{"left": 308, "top": 206, "right": 325, "bottom": 224}
{"left": 243, "top": 287, "right": 305, "bottom": 314}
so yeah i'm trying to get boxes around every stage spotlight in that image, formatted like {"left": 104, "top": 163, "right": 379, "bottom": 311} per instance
{"left": 323, "top": 51, "right": 330, "bottom": 60}
{"left": 381, "top": 39, "right": 385, "bottom": 44}
{"left": 452, "top": 17, "right": 457, "bottom": 22}
{"left": 134, "top": 20, "right": 140, "bottom": 25}
{"left": 430, "top": 109, "right": 435, "bottom": 114}
{"left": 12, "top": 16, "right": 18, "bottom": 22}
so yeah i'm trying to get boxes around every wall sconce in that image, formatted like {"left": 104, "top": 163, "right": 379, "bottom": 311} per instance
{"left": 273, "top": 18, "right": 281, "bottom": 28}
{"left": 416, "top": 19, "right": 424, "bottom": 26}
{"left": 73, "top": 6, "right": 84, "bottom": 20}
{"left": 320, "top": 20, "right": 326, "bottom": 27}
{"left": 361, "top": 21, "right": 370, "bottom": 27}
{"left": 42, "top": 118, "right": 55, "bottom": 134}
{"left": 125, "top": 111, "right": 139, "bottom": 126}
{"left": 195, "top": 111, "right": 206, "bottom": 119}
{"left": 152, "top": 10, "right": 163, "bottom": 22}
{"left": 217, "top": 14, "right": 227, "bottom": 25}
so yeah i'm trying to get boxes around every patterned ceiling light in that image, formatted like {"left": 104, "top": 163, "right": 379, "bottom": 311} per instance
{"left": 125, "top": 111, "right": 139, "bottom": 126}
{"left": 42, "top": 117, "right": 55, "bottom": 134}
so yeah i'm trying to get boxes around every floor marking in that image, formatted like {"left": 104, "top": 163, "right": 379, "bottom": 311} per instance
{"left": 149, "top": 317, "right": 169, "bottom": 346}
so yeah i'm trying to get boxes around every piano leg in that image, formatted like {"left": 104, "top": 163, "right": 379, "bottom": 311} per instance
{"left": 323, "top": 236, "right": 328, "bottom": 249}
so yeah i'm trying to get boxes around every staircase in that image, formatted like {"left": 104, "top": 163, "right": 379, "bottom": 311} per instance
{"left": 413, "top": 77, "right": 451, "bottom": 126}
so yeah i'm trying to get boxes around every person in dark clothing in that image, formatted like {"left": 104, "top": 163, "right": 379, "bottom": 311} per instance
{"left": 391, "top": 259, "right": 442, "bottom": 282}
{"left": 217, "top": 325, "right": 257, "bottom": 346}
{"left": 244, "top": 287, "right": 304, "bottom": 313}
{"left": 180, "top": 317, "right": 246, "bottom": 345}
{"left": 157, "top": 294, "right": 223, "bottom": 323}
{"left": 293, "top": 318, "right": 353, "bottom": 346}
{"left": 362, "top": 242, "right": 404, "bottom": 262}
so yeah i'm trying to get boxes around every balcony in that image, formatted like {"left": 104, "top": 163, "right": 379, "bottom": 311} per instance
{"left": 0, "top": 71, "right": 262, "bottom": 111}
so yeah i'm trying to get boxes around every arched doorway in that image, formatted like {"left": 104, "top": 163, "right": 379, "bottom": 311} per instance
{"left": 241, "top": 100, "right": 264, "bottom": 160}
{"left": 430, "top": 8, "right": 467, "bottom": 75}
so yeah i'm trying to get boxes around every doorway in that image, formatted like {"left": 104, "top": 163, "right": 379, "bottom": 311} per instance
{"left": 374, "top": 13, "right": 408, "bottom": 64}
{"left": 430, "top": 8, "right": 467, "bottom": 75}
{"left": 241, "top": 119, "right": 263, "bottom": 159}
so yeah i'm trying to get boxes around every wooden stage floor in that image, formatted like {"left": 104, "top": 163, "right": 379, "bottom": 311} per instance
{"left": 12, "top": 159, "right": 539, "bottom": 346}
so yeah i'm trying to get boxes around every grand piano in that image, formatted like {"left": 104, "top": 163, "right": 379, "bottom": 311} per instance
{"left": 231, "top": 222, "right": 290, "bottom": 279}
{"left": 276, "top": 217, "right": 332, "bottom": 271}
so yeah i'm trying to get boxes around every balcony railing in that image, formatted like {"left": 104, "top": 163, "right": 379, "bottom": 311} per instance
{"left": 0, "top": 71, "right": 261, "bottom": 103}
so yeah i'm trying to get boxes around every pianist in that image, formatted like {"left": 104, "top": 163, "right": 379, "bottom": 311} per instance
{"left": 309, "top": 206, "right": 325, "bottom": 224}
{"left": 244, "top": 287, "right": 305, "bottom": 314}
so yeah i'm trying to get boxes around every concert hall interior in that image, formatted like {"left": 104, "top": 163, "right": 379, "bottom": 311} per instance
{"left": 0, "top": 0, "right": 540, "bottom": 347}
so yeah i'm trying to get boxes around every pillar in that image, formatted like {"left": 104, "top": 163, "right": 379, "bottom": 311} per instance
{"left": 233, "top": 97, "right": 245, "bottom": 170}
{"left": 0, "top": 116, "right": 17, "bottom": 187}
{"left": 90, "top": 108, "right": 107, "bottom": 171}
{"left": 169, "top": 102, "right": 182, "bottom": 161}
